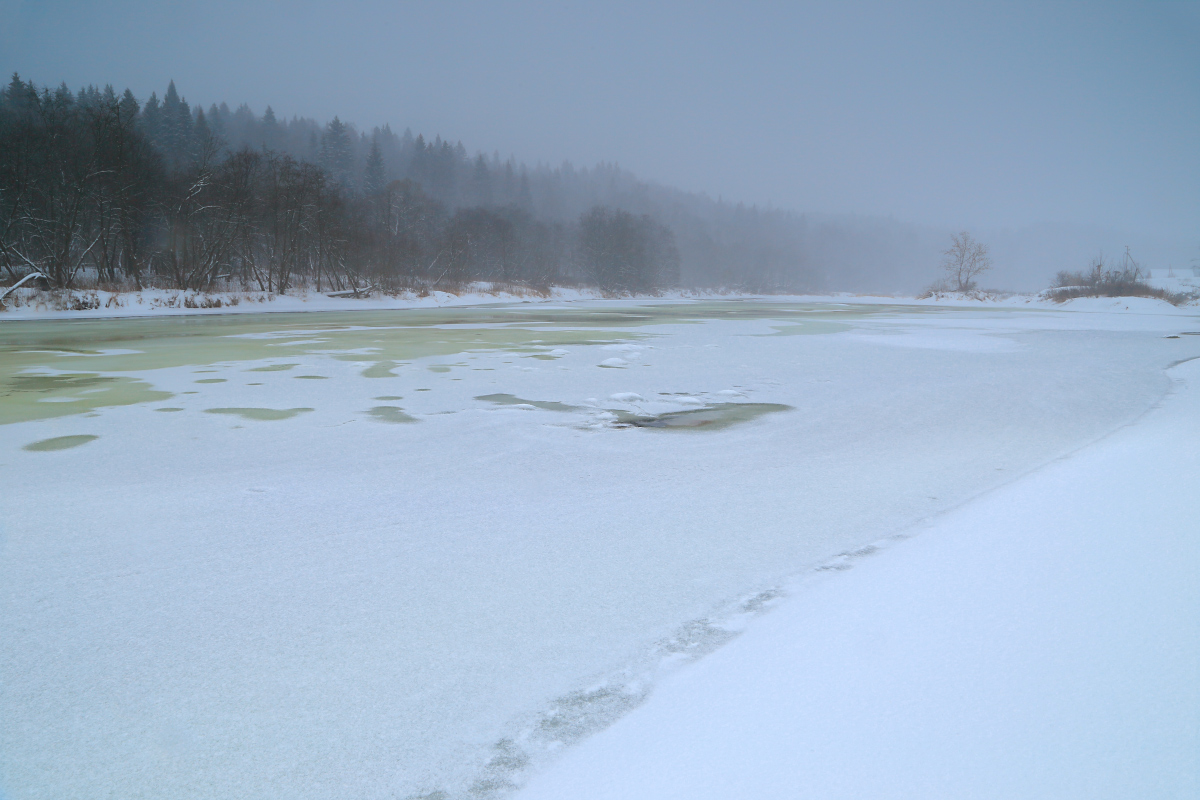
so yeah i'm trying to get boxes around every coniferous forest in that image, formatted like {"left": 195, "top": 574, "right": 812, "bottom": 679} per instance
{"left": 0, "top": 75, "right": 944, "bottom": 295}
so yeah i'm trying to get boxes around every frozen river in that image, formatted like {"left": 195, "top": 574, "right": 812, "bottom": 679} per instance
{"left": 2, "top": 300, "right": 1197, "bottom": 799}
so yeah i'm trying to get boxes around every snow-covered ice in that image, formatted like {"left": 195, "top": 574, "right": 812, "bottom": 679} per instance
{"left": 1, "top": 299, "right": 1197, "bottom": 799}
{"left": 521, "top": 358, "right": 1200, "bottom": 800}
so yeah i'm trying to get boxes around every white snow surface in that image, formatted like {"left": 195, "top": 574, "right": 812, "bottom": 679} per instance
{"left": 1, "top": 299, "right": 1198, "bottom": 799}
{"left": 521, "top": 359, "right": 1200, "bottom": 800}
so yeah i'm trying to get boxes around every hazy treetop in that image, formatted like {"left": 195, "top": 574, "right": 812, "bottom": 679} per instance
{"left": 0, "top": 0, "right": 1196, "bottom": 240}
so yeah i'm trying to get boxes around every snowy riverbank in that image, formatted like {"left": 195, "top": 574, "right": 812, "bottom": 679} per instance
{"left": 1, "top": 283, "right": 1196, "bottom": 322}
{"left": 520, "top": 359, "right": 1200, "bottom": 800}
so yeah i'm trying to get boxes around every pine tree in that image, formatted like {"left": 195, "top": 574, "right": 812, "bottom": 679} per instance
{"left": 320, "top": 116, "right": 353, "bottom": 188}
{"left": 119, "top": 89, "right": 140, "bottom": 123}
{"left": 363, "top": 135, "right": 385, "bottom": 196}
{"left": 159, "top": 80, "right": 193, "bottom": 171}
{"left": 502, "top": 160, "right": 516, "bottom": 204}
{"left": 176, "top": 102, "right": 194, "bottom": 165}
{"left": 4, "top": 73, "right": 26, "bottom": 109}
{"left": 231, "top": 103, "right": 254, "bottom": 149}
{"left": 471, "top": 154, "right": 492, "bottom": 206}
{"left": 100, "top": 84, "right": 118, "bottom": 112}
{"left": 161, "top": 81, "right": 182, "bottom": 158}
{"left": 518, "top": 170, "right": 533, "bottom": 211}
{"left": 141, "top": 92, "right": 162, "bottom": 147}
{"left": 193, "top": 107, "right": 215, "bottom": 162}
{"left": 261, "top": 105, "right": 280, "bottom": 151}
{"left": 206, "top": 103, "right": 226, "bottom": 143}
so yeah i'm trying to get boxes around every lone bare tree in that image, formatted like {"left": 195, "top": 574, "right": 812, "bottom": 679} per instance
{"left": 941, "top": 231, "right": 991, "bottom": 292}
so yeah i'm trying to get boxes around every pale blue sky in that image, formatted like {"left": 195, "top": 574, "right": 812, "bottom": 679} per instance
{"left": 1, "top": 0, "right": 1196, "bottom": 242}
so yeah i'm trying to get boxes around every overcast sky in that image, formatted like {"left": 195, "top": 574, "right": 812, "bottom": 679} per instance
{"left": 1, "top": 0, "right": 1196, "bottom": 243}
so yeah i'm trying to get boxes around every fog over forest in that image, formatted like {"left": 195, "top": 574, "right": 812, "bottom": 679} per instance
{"left": 2, "top": 3, "right": 1195, "bottom": 297}
{"left": 3, "top": 72, "right": 1190, "bottom": 297}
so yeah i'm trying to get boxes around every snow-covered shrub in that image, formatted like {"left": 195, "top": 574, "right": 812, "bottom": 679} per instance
{"left": 1046, "top": 252, "right": 1195, "bottom": 305}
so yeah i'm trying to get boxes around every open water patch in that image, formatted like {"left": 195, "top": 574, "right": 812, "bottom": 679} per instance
{"left": 22, "top": 434, "right": 99, "bottom": 452}
{"left": 0, "top": 373, "right": 173, "bottom": 425}
{"left": 12, "top": 373, "right": 117, "bottom": 392}
{"left": 613, "top": 402, "right": 791, "bottom": 431}
{"left": 762, "top": 321, "right": 853, "bottom": 336}
{"left": 247, "top": 363, "right": 298, "bottom": 372}
{"left": 204, "top": 407, "right": 313, "bottom": 421}
{"left": 367, "top": 406, "right": 418, "bottom": 424}
{"left": 526, "top": 349, "right": 569, "bottom": 360}
{"left": 363, "top": 361, "right": 402, "bottom": 378}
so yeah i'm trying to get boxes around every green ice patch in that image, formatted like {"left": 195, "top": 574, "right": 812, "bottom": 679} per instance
{"left": 23, "top": 434, "right": 99, "bottom": 451}
{"left": 205, "top": 407, "right": 313, "bottom": 421}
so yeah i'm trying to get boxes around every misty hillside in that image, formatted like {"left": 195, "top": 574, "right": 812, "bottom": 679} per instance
{"left": 183, "top": 82, "right": 962, "bottom": 293}
{"left": 4, "top": 75, "right": 1147, "bottom": 295}
{"left": 0, "top": 75, "right": 962, "bottom": 294}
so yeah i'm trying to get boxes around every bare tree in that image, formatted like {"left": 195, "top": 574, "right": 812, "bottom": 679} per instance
{"left": 940, "top": 231, "right": 991, "bottom": 292}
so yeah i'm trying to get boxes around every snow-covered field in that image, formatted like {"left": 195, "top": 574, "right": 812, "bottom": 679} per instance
{"left": 1, "top": 299, "right": 1197, "bottom": 799}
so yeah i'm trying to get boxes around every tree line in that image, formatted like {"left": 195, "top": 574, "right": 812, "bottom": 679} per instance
{"left": 16, "top": 76, "right": 1106, "bottom": 297}
{"left": 0, "top": 76, "right": 683, "bottom": 293}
